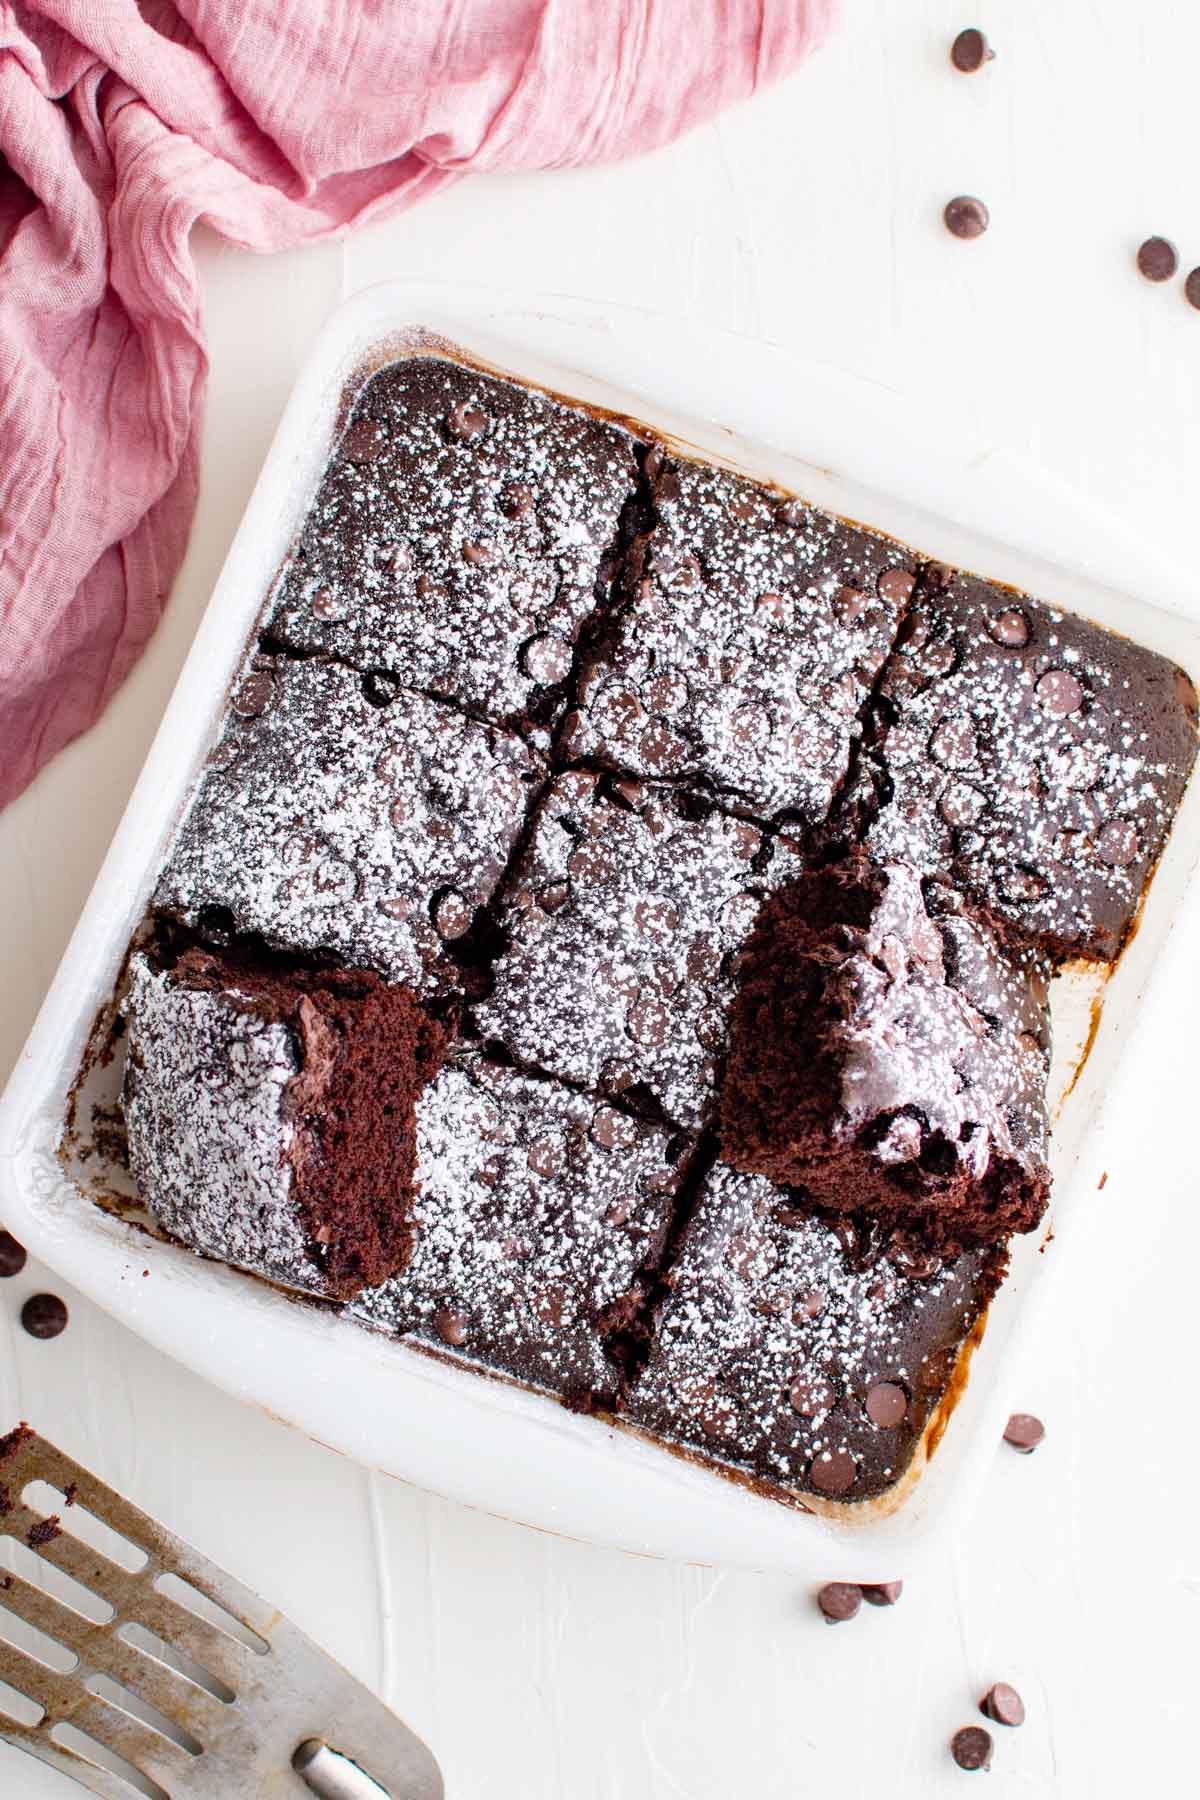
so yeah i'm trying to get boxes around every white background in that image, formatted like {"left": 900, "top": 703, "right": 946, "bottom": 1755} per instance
{"left": 3, "top": 3, "right": 1199, "bottom": 1793}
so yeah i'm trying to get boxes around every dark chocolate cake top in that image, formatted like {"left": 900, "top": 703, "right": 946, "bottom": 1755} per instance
{"left": 349, "top": 1053, "right": 689, "bottom": 1409}
{"left": 155, "top": 656, "right": 541, "bottom": 993}
{"left": 561, "top": 455, "right": 915, "bottom": 820}
{"left": 624, "top": 1162, "right": 1002, "bottom": 1503}
{"left": 854, "top": 569, "right": 1198, "bottom": 959}
{"left": 475, "top": 772, "right": 806, "bottom": 1128}
{"left": 263, "top": 356, "right": 644, "bottom": 738}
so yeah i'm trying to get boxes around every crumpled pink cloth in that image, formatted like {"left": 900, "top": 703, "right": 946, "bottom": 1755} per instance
{"left": 0, "top": 0, "right": 834, "bottom": 811}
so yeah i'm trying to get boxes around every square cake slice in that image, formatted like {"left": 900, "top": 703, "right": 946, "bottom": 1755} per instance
{"left": 262, "top": 356, "right": 645, "bottom": 736}
{"left": 719, "top": 859, "right": 1052, "bottom": 1257}
{"left": 844, "top": 568, "right": 1199, "bottom": 960}
{"left": 155, "top": 657, "right": 542, "bottom": 993}
{"left": 348, "top": 1055, "right": 692, "bottom": 1410}
{"left": 621, "top": 1162, "right": 1003, "bottom": 1506}
{"left": 559, "top": 455, "right": 916, "bottom": 820}
{"left": 473, "top": 772, "right": 806, "bottom": 1130}
{"left": 122, "top": 946, "right": 449, "bottom": 1300}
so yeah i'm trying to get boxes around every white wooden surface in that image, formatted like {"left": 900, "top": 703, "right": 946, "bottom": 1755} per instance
{"left": 3, "top": 4, "right": 1199, "bottom": 1793}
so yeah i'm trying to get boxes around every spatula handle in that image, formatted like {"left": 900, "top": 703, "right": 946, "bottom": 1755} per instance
{"left": 294, "top": 1739, "right": 394, "bottom": 1798}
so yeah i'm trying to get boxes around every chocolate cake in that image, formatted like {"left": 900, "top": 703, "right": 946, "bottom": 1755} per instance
{"left": 155, "top": 657, "right": 541, "bottom": 991}
{"left": 122, "top": 947, "right": 448, "bottom": 1300}
{"left": 96, "top": 349, "right": 1199, "bottom": 1513}
{"left": 560, "top": 455, "right": 916, "bottom": 821}
{"left": 349, "top": 1054, "right": 690, "bottom": 1409}
{"left": 622, "top": 1162, "right": 1003, "bottom": 1504}
{"left": 839, "top": 568, "right": 1199, "bottom": 960}
{"left": 719, "top": 860, "right": 1051, "bottom": 1257}
{"left": 474, "top": 772, "right": 806, "bottom": 1129}
{"left": 262, "top": 357, "right": 645, "bottom": 738}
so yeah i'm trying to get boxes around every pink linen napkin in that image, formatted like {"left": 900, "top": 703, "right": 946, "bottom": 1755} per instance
{"left": 0, "top": 0, "right": 835, "bottom": 811}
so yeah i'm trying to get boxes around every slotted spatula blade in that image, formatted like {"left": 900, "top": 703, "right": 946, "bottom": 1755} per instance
{"left": 0, "top": 1426, "right": 443, "bottom": 1798}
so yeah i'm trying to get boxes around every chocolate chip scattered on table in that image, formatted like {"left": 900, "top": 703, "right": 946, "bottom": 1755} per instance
{"left": 951, "top": 1726, "right": 994, "bottom": 1772}
{"left": 0, "top": 1230, "right": 27, "bottom": 1277}
{"left": 860, "top": 1581, "right": 903, "bottom": 1607}
{"left": 1136, "top": 236, "right": 1179, "bottom": 282}
{"left": 816, "top": 1582, "right": 861, "bottom": 1624}
{"left": 1003, "top": 1412, "right": 1045, "bottom": 1453}
{"left": 981, "top": 1681, "right": 1026, "bottom": 1727}
{"left": 950, "top": 28, "right": 993, "bottom": 73}
{"left": 944, "top": 196, "right": 989, "bottom": 240}
{"left": 21, "top": 1294, "right": 68, "bottom": 1340}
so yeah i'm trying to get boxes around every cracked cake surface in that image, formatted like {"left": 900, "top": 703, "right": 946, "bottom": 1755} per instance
{"left": 622, "top": 1161, "right": 1004, "bottom": 1503}
{"left": 560, "top": 455, "right": 916, "bottom": 820}
{"left": 474, "top": 772, "right": 806, "bottom": 1129}
{"left": 348, "top": 1053, "right": 691, "bottom": 1410}
{"left": 155, "top": 657, "right": 542, "bottom": 991}
{"left": 837, "top": 567, "right": 1199, "bottom": 960}
{"left": 262, "top": 356, "right": 646, "bottom": 737}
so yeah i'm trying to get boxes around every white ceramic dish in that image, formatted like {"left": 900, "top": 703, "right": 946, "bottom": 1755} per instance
{"left": 2, "top": 283, "right": 1198, "bottom": 1580}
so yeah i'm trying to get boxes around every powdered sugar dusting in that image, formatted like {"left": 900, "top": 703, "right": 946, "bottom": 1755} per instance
{"left": 349, "top": 1054, "right": 686, "bottom": 1404}
{"left": 122, "top": 954, "right": 319, "bottom": 1292}
{"left": 476, "top": 773, "right": 807, "bottom": 1127}
{"left": 562, "top": 460, "right": 915, "bottom": 818}
{"left": 626, "top": 1162, "right": 995, "bottom": 1502}
{"left": 155, "top": 658, "right": 540, "bottom": 990}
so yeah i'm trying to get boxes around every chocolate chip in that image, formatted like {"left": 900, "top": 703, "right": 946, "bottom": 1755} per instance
{"left": 999, "top": 867, "right": 1047, "bottom": 905}
{"left": 537, "top": 881, "right": 570, "bottom": 914}
{"left": 897, "top": 609, "right": 930, "bottom": 651}
{"left": 817, "top": 1582, "right": 861, "bottom": 1624}
{"left": 461, "top": 539, "right": 496, "bottom": 566}
{"left": 1186, "top": 269, "right": 1200, "bottom": 312}
{"left": 756, "top": 590, "right": 788, "bottom": 622}
{"left": 433, "top": 1308, "right": 468, "bottom": 1346}
{"left": 532, "top": 1287, "right": 568, "bottom": 1329}
{"left": 0, "top": 1231, "right": 27, "bottom": 1277}
{"left": 633, "top": 895, "right": 678, "bottom": 938}
{"left": 521, "top": 633, "right": 573, "bottom": 685}
{"left": 1095, "top": 819, "right": 1139, "bottom": 867}
{"left": 888, "top": 1237, "right": 941, "bottom": 1279}
{"left": 591, "top": 1107, "right": 638, "bottom": 1150}
{"left": 987, "top": 606, "right": 1030, "bottom": 647}
{"left": 944, "top": 196, "right": 989, "bottom": 240}
{"left": 1035, "top": 668, "right": 1084, "bottom": 716}
{"left": 1137, "top": 236, "right": 1179, "bottom": 283}
{"left": 1003, "top": 1411, "right": 1044, "bottom": 1452}
{"left": 865, "top": 1382, "right": 909, "bottom": 1427}
{"left": 568, "top": 840, "right": 611, "bottom": 884}
{"left": 789, "top": 1376, "right": 836, "bottom": 1417}
{"left": 231, "top": 671, "right": 275, "bottom": 717}
{"left": 940, "top": 781, "right": 987, "bottom": 827}
{"left": 981, "top": 1682, "right": 1025, "bottom": 1727}
{"left": 699, "top": 1399, "right": 738, "bottom": 1440}
{"left": 432, "top": 891, "right": 472, "bottom": 940}
{"left": 950, "top": 27, "right": 993, "bottom": 72}
{"left": 730, "top": 703, "right": 772, "bottom": 749}
{"left": 833, "top": 585, "right": 867, "bottom": 625}
{"left": 809, "top": 1449, "right": 858, "bottom": 1496}
{"left": 414, "top": 573, "right": 444, "bottom": 602}
{"left": 447, "top": 402, "right": 488, "bottom": 440}
{"left": 878, "top": 568, "right": 915, "bottom": 604}
{"left": 527, "top": 1137, "right": 565, "bottom": 1179}
{"left": 500, "top": 481, "right": 534, "bottom": 518}
{"left": 21, "top": 1294, "right": 68, "bottom": 1340}
{"left": 627, "top": 996, "right": 670, "bottom": 1048}
{"left": 951, "top": 1726, "right": 993, "bottom": 1771}
{"left": 342, "top": 416, "right": 386, "bottom": 463}
{"left": 379, "top": 543, "right": 412, "bottom": 575}
{"left": 311, "top": 586, "right": 348, "bottom": 622}
{"left": 861, "top": 1581, "right": 903, "bottom": 1606}
{"left": 930, "top": 718, "right": 977, "bottom": 768}
{"left": 643, "top": 671, "right": 689, "bottom": 714}
{"left": 794, "top": 1287, "right": 827, "bottom": 1321}
{"left": 775, "top": 497, "right": 806, "bottom": 528}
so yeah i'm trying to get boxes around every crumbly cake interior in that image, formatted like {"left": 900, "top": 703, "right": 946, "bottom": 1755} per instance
{"left": 109, "top": 351, "right": 1199, "bottom": 1510}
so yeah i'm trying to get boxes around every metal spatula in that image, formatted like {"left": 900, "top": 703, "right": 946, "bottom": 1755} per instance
{"left": 0, "top": 1426, "right": 443, "bottom": 1799}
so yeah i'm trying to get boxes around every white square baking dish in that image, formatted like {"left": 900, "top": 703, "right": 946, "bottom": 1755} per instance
{"left": 2, "top": 282, "right": 1197, "bottom": 1580}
